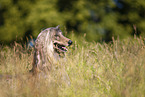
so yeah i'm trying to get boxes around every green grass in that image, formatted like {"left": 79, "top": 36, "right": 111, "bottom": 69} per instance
{"left": 0, "top": 36, "right": 145, "bottom": 97}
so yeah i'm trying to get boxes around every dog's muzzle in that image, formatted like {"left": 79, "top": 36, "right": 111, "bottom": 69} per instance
{"left": 68, "top": 40, "right": 73, "bottom": 46}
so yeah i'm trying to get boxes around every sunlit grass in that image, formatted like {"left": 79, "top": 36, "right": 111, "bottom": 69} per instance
{"left": 0, "top": 36, "right": 145, "bottom": 97}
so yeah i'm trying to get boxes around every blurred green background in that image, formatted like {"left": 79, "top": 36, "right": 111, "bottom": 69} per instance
{"left": 0, "top": 0, "right": 145, "bottom": 44}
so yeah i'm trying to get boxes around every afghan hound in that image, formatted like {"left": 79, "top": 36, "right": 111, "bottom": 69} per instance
{"left": 31, "top": 25, "right": 72, "bottom": 75}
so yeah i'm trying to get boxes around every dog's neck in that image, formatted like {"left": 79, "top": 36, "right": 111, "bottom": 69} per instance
{"left": 53, "top": 51, "right": 65, "bottom": 60}
{"left": 46, "top": 41, "right": 54, "bottom": 57}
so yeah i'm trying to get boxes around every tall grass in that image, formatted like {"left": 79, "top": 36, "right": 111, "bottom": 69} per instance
{"left": 0, "top": 36, "right": 145, "bottom": 97}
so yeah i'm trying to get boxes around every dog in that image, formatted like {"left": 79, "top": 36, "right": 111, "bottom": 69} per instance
{"left": 31, "top": 25, "right": 72, "bottom": 75}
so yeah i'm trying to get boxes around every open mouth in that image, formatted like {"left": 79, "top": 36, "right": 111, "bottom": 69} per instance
{"left": 53, "top": 43, "right": 68, "bottom": 52}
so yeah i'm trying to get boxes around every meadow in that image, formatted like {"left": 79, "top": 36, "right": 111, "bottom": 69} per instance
{"left": 0, "top": 35, "right": 145, "bottom": 97}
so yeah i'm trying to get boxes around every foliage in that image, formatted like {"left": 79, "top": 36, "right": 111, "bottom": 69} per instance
{"left": 0, "top": 36, "right": 145, "bottom": 97}
{"left": 0, "top": 0, "right": 145, "bottom": 43}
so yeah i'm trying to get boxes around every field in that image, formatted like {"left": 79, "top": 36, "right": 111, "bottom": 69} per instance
{"left": 0, "top": 35, "right": 145, "bottom": 97}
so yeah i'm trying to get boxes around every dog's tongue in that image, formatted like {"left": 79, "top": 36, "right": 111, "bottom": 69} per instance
{"left": 62, "top": 47, "right": 67, "bottom": 51}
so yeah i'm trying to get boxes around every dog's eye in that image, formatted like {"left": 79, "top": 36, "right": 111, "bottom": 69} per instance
{"left": 55, "top": 35, "right": 59, "bottom": 37}
{"left": 55, "top": 35, "right": 60, "bottom": 40}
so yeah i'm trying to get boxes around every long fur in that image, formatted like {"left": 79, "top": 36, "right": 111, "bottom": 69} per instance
{"left": 31, "top": 26, "right": 72, "bottom": 75}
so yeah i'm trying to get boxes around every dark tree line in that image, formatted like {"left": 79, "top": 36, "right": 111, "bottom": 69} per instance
{"left": 0, "top": 0, "right": 145, "bottom": 44}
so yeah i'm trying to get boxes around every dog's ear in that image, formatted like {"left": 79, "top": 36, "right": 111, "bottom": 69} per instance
{"left": 56, "top": 25, "right": 60, "bottom": 29}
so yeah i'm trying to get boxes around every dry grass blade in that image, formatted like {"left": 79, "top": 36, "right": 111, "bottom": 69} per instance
{"left": 0, "top": 36, "right": 145, "bottom": 97}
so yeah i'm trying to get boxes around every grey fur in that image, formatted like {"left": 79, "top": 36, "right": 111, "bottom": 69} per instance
{"left": 31, "top": 26, "right": 72, "bottom": 75}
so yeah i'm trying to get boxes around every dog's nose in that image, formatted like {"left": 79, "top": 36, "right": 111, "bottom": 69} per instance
{"left": 68, "top": 40, "right": 72, "bottom": 46}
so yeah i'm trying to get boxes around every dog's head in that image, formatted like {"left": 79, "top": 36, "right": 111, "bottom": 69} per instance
{"left": 49, "top": 25, "right": 72, "bottom": 56}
